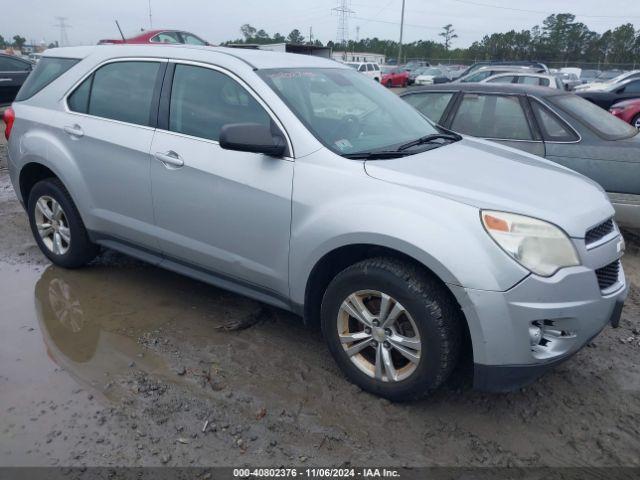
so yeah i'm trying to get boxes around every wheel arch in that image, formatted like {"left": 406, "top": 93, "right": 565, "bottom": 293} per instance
{"left": 19, "top": 162, "right": 60, "bottom": 207}
{"left": 301, "top": 243, "right": 472, "bottom": 357}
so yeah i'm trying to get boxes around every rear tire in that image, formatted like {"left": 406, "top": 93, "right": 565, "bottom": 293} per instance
{"left": 386, "top": 80, "right": 392, "bottom": 88}
{"left": 321, "top": 257, "right": 462, "bottom": 401}
{"left": 633, "top": 113, "right": 640, "bottom": 130}
{"left": 28, "top": 178, "right": 99, "bottom": 268}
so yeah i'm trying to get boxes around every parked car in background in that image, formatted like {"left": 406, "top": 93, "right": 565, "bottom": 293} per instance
{"left": 553, "top": 72, "right": 581, "bottom": 91}
{"left": 458, "top": 60, "right": 549, "bottom": 79}
{"left": 380, "top": 66, "right": 409, "bottom": 87}
{"left": 576, "top": 70, "right": 639, "bottom": 92}
{"left": 610, "top": 98, "right": 640, "bottom": 129}
{"left": 345, "top": 62, "right": 381, "bottom": 82}
{"left": 98, "top": 29, "right": 210, "bottom": 46}
{"left": 456, "top": 65, "right": 544, "bottom": 83}
{"left": 401, "top": 83, "right": 640, "bottom": 227}
{"left": 444, "top": 64, "right": 467, "bottom": 80}
{"left": 482, "top": 72, "right": 563, "bottom": 89}
{"left": 402, "top": 60, "right": 430, "bottom": 72}
{"left": 579, "top": 69, "right": 601, "bottom": 84}
{"left": 0, "top": 53, "right": 33, "bottom": 105}
{"left": 408, "top": 66, "right": 429, "bottom": 85}
{"left": 414, "top": 67, "right": 449, "bottom": 85}
{"left": 577, "top": 77, "right": 640, "bottom": 110}
{"left": 6, "top": 45, "right": 627, "bottom": 398}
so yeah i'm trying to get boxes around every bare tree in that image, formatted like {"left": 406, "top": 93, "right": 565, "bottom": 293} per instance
{"left": 439, "top": 24, "right": 458, "bottom": 51}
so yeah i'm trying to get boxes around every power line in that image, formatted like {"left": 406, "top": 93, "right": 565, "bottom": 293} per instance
{"left": 449, "top": 0, "right": 640, "bottom": 19}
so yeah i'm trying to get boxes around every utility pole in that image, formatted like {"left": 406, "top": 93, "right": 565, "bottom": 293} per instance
{"left": 54, "top": 17, "right": 70, "bottom": 47}
{"left": 309, "top": 26, "right": 313, "bottom": 44}
{"left": 398, "top": 0, "right": 406, "bottom": 64}
{"left": 332, "top": 0, "right": 354, "bottom": 51}
{"left": 148, "top": 0, "right": 153, "bottom": 29}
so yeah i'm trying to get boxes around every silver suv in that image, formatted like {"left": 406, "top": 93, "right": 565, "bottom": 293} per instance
{"left": 5, "top": 45, "right": 628, "bottom": 400}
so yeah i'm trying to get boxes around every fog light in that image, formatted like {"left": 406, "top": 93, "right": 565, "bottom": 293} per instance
{"left": 529, "top": 325, "right": 543, "bottom": 346}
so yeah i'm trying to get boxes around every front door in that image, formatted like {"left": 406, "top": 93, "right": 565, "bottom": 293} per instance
{"left": 149, "top": 63, "right": 293, "bottom": 296}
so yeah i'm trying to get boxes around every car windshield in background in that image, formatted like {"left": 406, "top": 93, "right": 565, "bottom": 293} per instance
{"left": 381, "top": 67, "right": 395, "bottom": 74}
{"left": 346, "top": 63, "right": 359, "bottom": 69}
{"left": 258, "top": 68, "right": 440, "bottom": 156}
{"left": 422, "top": 68, "right": 442, "bottom": 76}
{"left": 550, "top": 94, "right": 638, "bottom": 140}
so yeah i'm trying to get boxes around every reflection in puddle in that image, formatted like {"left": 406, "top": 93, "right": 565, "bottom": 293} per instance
{"left": 34, "top": 266, "right": 169, "bottom": 400}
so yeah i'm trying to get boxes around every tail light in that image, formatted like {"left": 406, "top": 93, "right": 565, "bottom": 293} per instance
{"left": 2, "top": 106, "right": 15, "bottom": 140}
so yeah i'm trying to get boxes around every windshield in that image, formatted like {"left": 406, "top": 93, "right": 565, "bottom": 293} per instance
{"left": 258, "top": 68, "right": 440, "bottom": 156}
{"left": 421, "top": 68, "right": 442, "bottom": 76}
{"left": 345, "top": 63, "right": 359, "bottom": 69}
{"left": 549, "top": 94, "right": 638, "bottom": 140}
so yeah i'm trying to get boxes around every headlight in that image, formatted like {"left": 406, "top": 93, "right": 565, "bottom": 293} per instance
{"left": 481, "top": 211, "right": 580, "bottom": 277}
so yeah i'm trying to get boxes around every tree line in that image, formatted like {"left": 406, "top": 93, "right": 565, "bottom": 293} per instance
{"left": 227, "top": 14, "right": 640, "bottom": 66}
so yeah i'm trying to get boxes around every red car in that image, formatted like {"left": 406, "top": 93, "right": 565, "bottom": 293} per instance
{"left": 380, "top": 67, "right": 409, "bottom": 88}
{"left": 98, "top": 29, "right": 210, "bottom": 46}
{"left": 610, "top": 98, "right": 640, "bottom": 129}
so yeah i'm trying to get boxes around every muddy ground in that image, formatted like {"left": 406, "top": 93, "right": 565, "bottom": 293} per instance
{"left": 1, "top": 124, "right": 640, "bottom": 469}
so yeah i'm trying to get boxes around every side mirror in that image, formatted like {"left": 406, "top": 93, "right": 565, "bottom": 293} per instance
{"left": 219, "top": 123, "right": 287, "bottom": 157}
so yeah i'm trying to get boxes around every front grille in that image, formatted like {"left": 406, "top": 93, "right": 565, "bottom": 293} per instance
{"left": 595, "top": 260, "right": 620, "bottom": 291}
{"left": 585, "top": 219, "right": 614, "bottom": 245}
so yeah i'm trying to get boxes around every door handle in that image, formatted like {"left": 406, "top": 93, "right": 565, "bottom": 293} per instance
{"left": 63, "top": 125, "right": 84, "bottom": 137}
{"left": 0, "top": 78, "right": 11, "bottom": 82}
{"left": 154, "top": 151, "right": 184, "bottom": 168}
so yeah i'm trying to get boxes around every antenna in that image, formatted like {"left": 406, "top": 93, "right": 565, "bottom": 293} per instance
{"left": 332, "top": 0, "right": 354, "bottom": 49}
{"left": 115, "top": 20, "right": 126, "bottom": 41}
{"left": 54, "top": 17, "right": 71, "bottom": 47}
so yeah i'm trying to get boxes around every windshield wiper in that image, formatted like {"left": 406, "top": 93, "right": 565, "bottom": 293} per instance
{"left": 396, "top": 133, "right": 461, "bottom": 152}
{"left": 343, "top": 151, "right": 413, "bottom": 160}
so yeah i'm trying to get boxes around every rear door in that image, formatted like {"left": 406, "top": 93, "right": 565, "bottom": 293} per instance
{"left": 60, "top": 59, "right": 166, "bottom": 249}
{"left": 448, "top": 93, "right": 545, "bottom": 156}
{"left": 0, "top": 55, "right": 31, "bottom": 104}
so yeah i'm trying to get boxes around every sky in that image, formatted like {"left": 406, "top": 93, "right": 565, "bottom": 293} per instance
{"left": 2, "top": 0, "right": 639, "bottom": 49}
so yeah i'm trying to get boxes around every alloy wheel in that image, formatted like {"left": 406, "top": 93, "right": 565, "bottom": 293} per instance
{"left": 337, "top": 290, "right": 421, "bottom": 382}
{"left": 635, "top": 116, "right": 640, "bottom": 129}
{"left": 34, "top": 196, "right": 71, "bottom": 255}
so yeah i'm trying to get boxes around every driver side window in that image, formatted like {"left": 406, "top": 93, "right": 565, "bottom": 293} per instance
{"left": 168, "top": 64, "right": 271, "bottom": 141}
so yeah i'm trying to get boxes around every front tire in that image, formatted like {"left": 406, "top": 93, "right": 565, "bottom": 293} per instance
{"left": 321, "top": 257, "right": 462, "bottom": 401}
{"left": 633, "top": 113, "right": 640, "bottom": 130}
{"left": 28, "top": 178, "right": 99, "bottom": 268}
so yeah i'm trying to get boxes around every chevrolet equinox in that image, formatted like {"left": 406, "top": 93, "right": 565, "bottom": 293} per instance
{"left": 4, "top": 45, "right": 628, "bottom": 400}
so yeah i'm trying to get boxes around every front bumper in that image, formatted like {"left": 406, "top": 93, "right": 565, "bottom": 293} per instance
{"left": 449, "top": 233, "right": 628, "bottom": 392}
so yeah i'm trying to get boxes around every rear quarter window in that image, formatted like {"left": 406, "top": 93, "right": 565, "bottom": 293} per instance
{"left": 15, "top": 57, "right": 79, "bottom": 101}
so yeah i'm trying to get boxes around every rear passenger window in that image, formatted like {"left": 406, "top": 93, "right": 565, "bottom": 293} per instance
{"left": 168, "top": 64, "right": 271, "bottom": 141}
{"left": 451, "top": 94, "right": 532, "bottom": 140}
{"left": 67, "top": 61, "right": 161, "bottom": 126}
{"left": 530, "top": 100, "right": 578, "bottom": 142}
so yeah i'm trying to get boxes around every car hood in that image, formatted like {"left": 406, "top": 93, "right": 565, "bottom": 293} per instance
{"left": 364, "top": 137, "right": 614, "bottom": 238}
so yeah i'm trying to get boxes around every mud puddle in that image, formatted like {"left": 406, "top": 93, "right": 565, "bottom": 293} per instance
{"left": 1, "top": 252, "right": 640, "bottom": 467}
